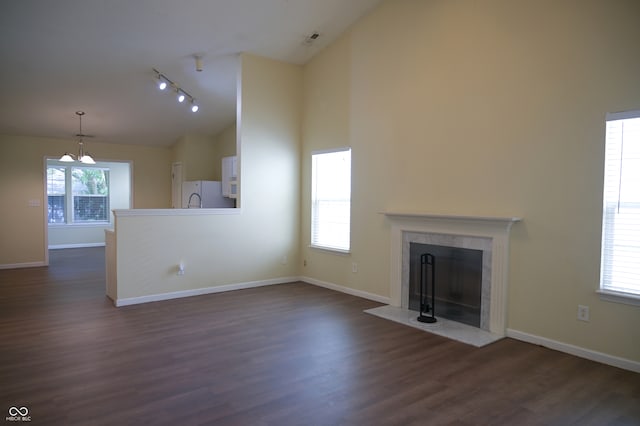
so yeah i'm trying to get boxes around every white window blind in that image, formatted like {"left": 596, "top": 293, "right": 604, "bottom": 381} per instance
{"left": 311, "top": 148, "right": 351, "bottom": 252}
{"left": 72, "top": 167, "right": 109, "bottom": 223}
{"left": 600, "top": 111, "right": 640, "bottom": 296}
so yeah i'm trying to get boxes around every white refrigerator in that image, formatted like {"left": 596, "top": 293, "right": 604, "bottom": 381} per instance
{"left": 182, "top": 181, "right": 234, "bottom": 208}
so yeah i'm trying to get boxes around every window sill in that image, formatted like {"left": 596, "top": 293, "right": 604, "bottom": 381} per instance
{"left": 597, "top": 289, "right": 640, "bottom": 307}
{"left": 48, "top": 222, "right": 111, "bottom": 228}
{"left": 309, "top": 245, "right": 351, "bottom": 256}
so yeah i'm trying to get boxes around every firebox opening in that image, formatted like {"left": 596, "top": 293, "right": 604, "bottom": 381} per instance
{"left": 409, "top": 243, "right": 483, "bottom": 328}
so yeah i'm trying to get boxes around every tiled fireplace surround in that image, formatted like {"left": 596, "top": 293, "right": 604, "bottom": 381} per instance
{"left": 366, "top": 212, "right": 521, "bottom": 347}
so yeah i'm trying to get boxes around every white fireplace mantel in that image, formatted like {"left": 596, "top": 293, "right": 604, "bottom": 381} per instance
{"left": 383, "top": 211, "right": 522, "bottom": 337}
{"left": 383, "top": 212, "right": 522, "bottom": 227}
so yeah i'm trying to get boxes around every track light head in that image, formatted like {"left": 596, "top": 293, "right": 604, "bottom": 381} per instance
{"left": 154, "top": 69, "right": 168, "bottom": 90}
{"left": 191, "top": 101, "right": 199, "bottom": 113}
{"left": 177, "top": 90, "right": 185, "bottom": 103}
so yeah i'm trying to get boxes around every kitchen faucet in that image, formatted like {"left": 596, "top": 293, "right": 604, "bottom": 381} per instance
{"left": 187, "top": 192, "right": 202, "bottom": 208}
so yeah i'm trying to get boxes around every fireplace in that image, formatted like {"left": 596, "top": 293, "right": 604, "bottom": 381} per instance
{"left": 366, "top": 212, "right": 521, "bottom": 346}
{"left": 404, "top": 232, "right": 493, "bottom": 331}
{"left": 408, "top": 242, "right": 484, "bottom": 328}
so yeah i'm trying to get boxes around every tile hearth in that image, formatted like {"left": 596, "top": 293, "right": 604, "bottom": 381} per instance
{"left": 364, "top": 305, "right": 503, "bottom": 347}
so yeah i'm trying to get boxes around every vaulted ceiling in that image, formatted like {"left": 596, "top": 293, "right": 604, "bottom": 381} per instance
{"left": 0, "top": 0, "right": 383, "bottom": 146}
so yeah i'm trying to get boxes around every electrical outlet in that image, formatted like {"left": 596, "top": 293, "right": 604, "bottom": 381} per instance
{"left": 303, "top": 259, "right": 307, "bottom": 267}
{"left": 352, "top": 262, "right": 358, "bottom": 273}
{"left": 577, "top": 305, "right": 589, "bottom": 322}
{"left": 281, "top": 255, "right": 288, "bottom": 265}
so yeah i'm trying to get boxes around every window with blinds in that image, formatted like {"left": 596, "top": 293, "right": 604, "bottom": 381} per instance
{"left": 47, "top": 165, "right": 110, "bottom": 224}
{"left": 311, "top": 148, "right": 351, "bottom": 252}
{"left": 600, "top": 110, "right": 640, "bottom": 298}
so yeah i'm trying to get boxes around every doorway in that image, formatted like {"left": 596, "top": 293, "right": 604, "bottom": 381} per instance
{"left": 44, "top": 158, "right": 132, "bottom": 263}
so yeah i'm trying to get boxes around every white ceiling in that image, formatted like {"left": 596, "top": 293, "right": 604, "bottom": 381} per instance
{"left": 0, "top": 0, "right": 383, "bottom": 147}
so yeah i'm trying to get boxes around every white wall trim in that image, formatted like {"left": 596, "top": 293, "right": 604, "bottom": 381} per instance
{"left": 507, "top": 328, "right": 640, "bottom": 374}
{"left": 301, "top": 276, "right": 391, "bottom": 304}
{"left": 113, "top": 208, "right": 241, "bottom": 217}
{"left": 49, "top": 242, "right": 106, "bottom": 250}
{"left": 114, "top": 276, "right": 299, "bottom": 307}
{"left": 114, "top": 275, "right": 390, "bottom": 308}
{"left": 596, "top": 289, "right": 640, "bottom": 307}
{"left": 0, "top": 261, "right": 47, "bottom": 270}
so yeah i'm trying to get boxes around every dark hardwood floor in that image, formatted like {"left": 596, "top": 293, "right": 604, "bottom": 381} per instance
{"left": 1, "top": 248, "right": 639, "bottom": 425}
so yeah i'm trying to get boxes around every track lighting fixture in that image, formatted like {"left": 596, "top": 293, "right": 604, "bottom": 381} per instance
{"left": 153, "top": 68, "right": 199, "bottom": 112}
{"left": 59, "top": 111, "right": 95, "bottom": 164}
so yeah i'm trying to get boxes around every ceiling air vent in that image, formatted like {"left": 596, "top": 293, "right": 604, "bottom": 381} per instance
{"left": 304, "top": 32, "right": 321, "bottom": 45}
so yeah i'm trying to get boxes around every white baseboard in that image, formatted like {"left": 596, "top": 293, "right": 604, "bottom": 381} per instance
{"left": 115, "top": 276, "right": 390, "bottom": 307}
{"left": 49, "top": 243, "right": 106, "bottom": 250}
{"left": 301, "top": 276, "right": 391, "bottom": 304}
{"left": 115, "top": 276, "right": 300, "bottom": 307}
{"left": 0, "top": 261, "right": 47, "bottom": 270}
{"left": 507, "top": 328, "right": 640, "bottom": 374}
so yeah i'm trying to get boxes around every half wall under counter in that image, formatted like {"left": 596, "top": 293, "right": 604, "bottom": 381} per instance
{"left": 105, "top": 228, "right": 116, "bottom": 301}
{"left": 106, "top": 208, "right": 298, "bottom": 307}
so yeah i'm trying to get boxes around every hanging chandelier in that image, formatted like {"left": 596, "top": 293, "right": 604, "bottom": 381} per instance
{"left": 59, "top": 111, "right": 95, "bottom": 164}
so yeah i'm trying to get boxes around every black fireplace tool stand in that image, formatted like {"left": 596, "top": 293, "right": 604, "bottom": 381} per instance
{"left": 417, "top": 252, "right": 437, "bottom": 323}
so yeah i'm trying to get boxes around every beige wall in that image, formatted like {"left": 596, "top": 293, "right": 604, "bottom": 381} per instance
{"left": 212, "top": 122, "right": 237, "bottom": 181}
{"left": 172, "top": 133, "right": 217, "bottom": 181}
{"left": 171, "top": 125, "right": 236, "bottom": 182}
{"left": 114, "top": 54, "right": 302, "bottom": 298}
{"left": 0, "top": 134, "right": 171, "bottom": 266}
{"left": 300, "top": 0, "right": 640, "bottom": 361}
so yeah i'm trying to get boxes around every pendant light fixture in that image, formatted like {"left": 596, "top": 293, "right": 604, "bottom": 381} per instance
{"left": 59, "top": 111, "right": 95, "bottom": 164}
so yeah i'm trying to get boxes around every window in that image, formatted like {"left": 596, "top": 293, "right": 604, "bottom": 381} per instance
{"left": 311, "top": 148, "right": 351, "bottom": 252}
{"left": 600, "top": 110, "right": 640, "bottom": 300}
{"left": 47, "top": 166, "right": 110, "bottom": 224}
{"left": 47, "top": 167, "right": 66, "bottom": 223}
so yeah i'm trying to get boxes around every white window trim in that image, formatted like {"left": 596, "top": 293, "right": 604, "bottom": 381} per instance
{"left": 48, "top": 222, "right": 111, "bottom": 227}
{"left": 597, "top": 289, "right": 640, "bottom": 307}
{"left": 310, "top": 147, "right": 352, "bottom": 254}
{"left": 47, "top": 163, "right": 111, "bottom": 226}
{"left": 599, "top": 109, "right": 640, "bottom": 306}
{"left": 308, "top": 244, "right": 351, "bottom": 255}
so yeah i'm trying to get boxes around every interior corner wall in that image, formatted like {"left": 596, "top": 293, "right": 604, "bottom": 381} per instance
{"left": 0, "top": 134, "right": 171, "bottom": 266}
{"left": 300, "top": 0, "right": 640, "bottom": 362}
{"left": 235, "top": 53, "right": 301, "bottom": 271}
